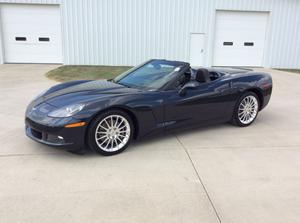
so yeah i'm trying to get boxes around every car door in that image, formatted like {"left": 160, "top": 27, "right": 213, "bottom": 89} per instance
{"left": 163, "top": 79, "right": 234, "bottom": 129}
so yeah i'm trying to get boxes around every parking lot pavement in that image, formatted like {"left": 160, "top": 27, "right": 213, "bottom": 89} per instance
{"left": 0, "top": 65, "right": 299, "bottom": 223}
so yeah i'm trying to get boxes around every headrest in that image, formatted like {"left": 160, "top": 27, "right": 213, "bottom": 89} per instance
{"left": 196, "top": 69, "right": 210, "bottom": 83}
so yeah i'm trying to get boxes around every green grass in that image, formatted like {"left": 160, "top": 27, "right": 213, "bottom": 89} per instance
{"left": 276, "top": 69, "right": 300, "bottom": 74}
{"left": 46, "top": 65, "right": 133, "bottom": 82}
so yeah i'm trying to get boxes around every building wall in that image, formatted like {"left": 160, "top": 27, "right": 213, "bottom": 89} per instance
{"left": 0, "top": 20, "right": 3, "bottom": 64}
{"left": 0, "top": 0, "right": 60, "bottom": 4}
{"left": 0, "top": 0, "right": 300, "bottom": 68}
{"left": 61, "top": 0, "right": 300, "bottom": 68}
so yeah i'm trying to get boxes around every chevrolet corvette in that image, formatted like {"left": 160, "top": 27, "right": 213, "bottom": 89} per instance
{"left": 25, "top": 59, "right": 272, "bottom": 155}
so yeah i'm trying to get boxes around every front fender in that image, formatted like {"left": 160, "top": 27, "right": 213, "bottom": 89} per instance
{"left": 74, "top": 93, "right": 164, "bottom": 138}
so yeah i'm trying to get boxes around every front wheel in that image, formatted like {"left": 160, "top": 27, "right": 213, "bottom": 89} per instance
{"left": 231, "top": 92, "right": 260, "bottom": 127}
{"left": 87, "top": 110, "right": 133, "bottom": 155}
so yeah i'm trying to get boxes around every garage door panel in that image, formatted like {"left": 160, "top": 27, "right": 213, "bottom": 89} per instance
{"left": 213, "top": 11, "right": 268, "bottom": 67}
{"left": 1, "top": 4, "right": 62, "bottom": 64}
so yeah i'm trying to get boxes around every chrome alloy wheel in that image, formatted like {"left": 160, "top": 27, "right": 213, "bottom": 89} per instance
{"left": 95, "top": 115, "right": 131, "bottom": 152}
{"left": 238, "top": 95, "right": 259, "bottom": 125}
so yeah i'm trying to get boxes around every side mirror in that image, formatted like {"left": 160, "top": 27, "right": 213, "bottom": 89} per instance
{"left": 178, "top": 81, "right": 199, "bottom": 96}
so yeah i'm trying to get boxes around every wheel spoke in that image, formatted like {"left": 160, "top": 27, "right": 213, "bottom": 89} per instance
{"left": 97, "top": 135, "right": 107, "bottom": 140}
{"left": 118, "top": 134, "right": 126, "bottom": 139}
{"left": 110, "top": 139, "right": 114, "bottom": 149}
{"left": 110, "top": 116, "right": 113, "bottom": 127}
{"left": 245, "top": 113, "right": 249, "bottom": 121}
{"left": 116, "top": 136, "right": 123, "bottom": 143}
{"left": 118, "top": 125, "right": 126, "bottom": 130}
{"left": 99, "top": 125, "right": 108, "bottom": 131}
{"left": 241, "top": 114, "right": 246, "bottom": 121}
{"left": 104, "top": 139, "right": 110, "bottom": 149}
{"left": 114, "top": 139, "right": 118, "bottom": 148}
{"left": 239, "top": 113, "right": 245, "bottom": 119}
{"left": 114, "top": 116, "right": 119, "bottom": 127}
{"left": 103, "top": 119, "right": 111, "bottom": 128}
{"left": 117, "top": 119, "right": 125, "bottom": 128}
{"left": 100, "top": 137, "right": 109, "bottom": 146}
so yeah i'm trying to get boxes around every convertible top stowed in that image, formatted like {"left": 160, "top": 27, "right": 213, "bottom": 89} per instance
{"left": 25, "top": 59, "right": 272, "bottom": 155}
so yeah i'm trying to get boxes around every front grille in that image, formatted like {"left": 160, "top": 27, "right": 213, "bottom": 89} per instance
{"left": 31, "top": 128, "right": 42, "bottom": 140}
{"left": 25, "top": 118, "right": 60, "bottom": 132}
{"left": 26, "top": 118, "right": 70, "bottom": 146}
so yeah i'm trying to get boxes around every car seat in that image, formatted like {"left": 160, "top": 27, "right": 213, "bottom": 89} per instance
{"left": 196, "top": 68, "right": 211, "bottom": 83}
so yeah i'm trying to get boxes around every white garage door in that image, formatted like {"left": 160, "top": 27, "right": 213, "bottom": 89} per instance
{"left": 213, "top": 11, "right": 268, "bottom": 67}
{"left": 0, "top": 4, "right": 62, "bottom": 63}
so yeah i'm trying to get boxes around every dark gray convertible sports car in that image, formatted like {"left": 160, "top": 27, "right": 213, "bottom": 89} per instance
{"left": 25, "top": 59, "right": 272, "bottom": 155}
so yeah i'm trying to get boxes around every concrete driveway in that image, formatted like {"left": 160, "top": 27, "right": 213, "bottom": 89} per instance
{"left": 0, "top": 65, "right": 299, "bottom": 223}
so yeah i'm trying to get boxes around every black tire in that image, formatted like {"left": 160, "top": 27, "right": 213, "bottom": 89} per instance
{"left": 231, "top": 92, "right": 260, "bottom": 127}
{"left": 87, "top": 109, "right": 134, "bottom": 156}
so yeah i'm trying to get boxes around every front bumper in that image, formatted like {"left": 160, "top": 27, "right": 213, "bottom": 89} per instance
{"left": 25, "top": 117, "right": 87, "bottom": 152}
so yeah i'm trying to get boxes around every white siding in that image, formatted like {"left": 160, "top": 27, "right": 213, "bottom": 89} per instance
{"left": 61, "top": 0, "right": 215, "bottom": 66}
{"left": 0, "top": 24, "right": 3, "bottom": 64}
{"left": 0, "top": 0, "right": 60, "bottom": 4}
{"left": 60, "top": 0, "right": 300, "bottom": 68}
{"left": 0, "top": 0, "right": 299, "bottom": 68}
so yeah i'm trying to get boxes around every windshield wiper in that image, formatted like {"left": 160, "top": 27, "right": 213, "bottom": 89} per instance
{"left": 117, "top": 82, "right": 132, "bottom": 88}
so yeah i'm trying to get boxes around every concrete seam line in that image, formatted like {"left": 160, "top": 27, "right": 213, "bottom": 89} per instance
{"left": 174, "top": 133, "right": 222, "bottom": 223}
{"left": 0, "top": 152, "right": 64, "bottom": 158}
{"left": 184, "top": 145, "right": 300, "bottom": 150}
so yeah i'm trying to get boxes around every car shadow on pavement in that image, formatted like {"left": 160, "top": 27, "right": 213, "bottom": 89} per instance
{"left": 82, "top": 122, "right": 233, "bottom": 157}
{"left": 45, "top": 117, "right": 271, "bottom": 158}
{"left": 131, "top": 123, "right": 230, "bottom": 148}
{"left": 47, "top": 122, "right": 235, "bottom": 158}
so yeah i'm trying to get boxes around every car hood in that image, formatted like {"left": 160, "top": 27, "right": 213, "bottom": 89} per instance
{"left": 37, "top": 80, "right": 140, "bottom": 107}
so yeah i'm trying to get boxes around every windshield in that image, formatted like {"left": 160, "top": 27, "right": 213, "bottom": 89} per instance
{"left": 113, "top": 60, "right": 185, "bottom": 90}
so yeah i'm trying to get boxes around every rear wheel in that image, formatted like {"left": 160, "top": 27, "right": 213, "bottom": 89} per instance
{"left": 231, "top": 92, "right": 259, "bottom": 127}
{"left": 87, "top": 110, "right": 133, "bottom": 155}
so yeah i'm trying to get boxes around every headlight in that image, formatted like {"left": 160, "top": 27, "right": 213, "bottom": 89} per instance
{"left": 48, "top": 104, "right": 85, "bottom": 118}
